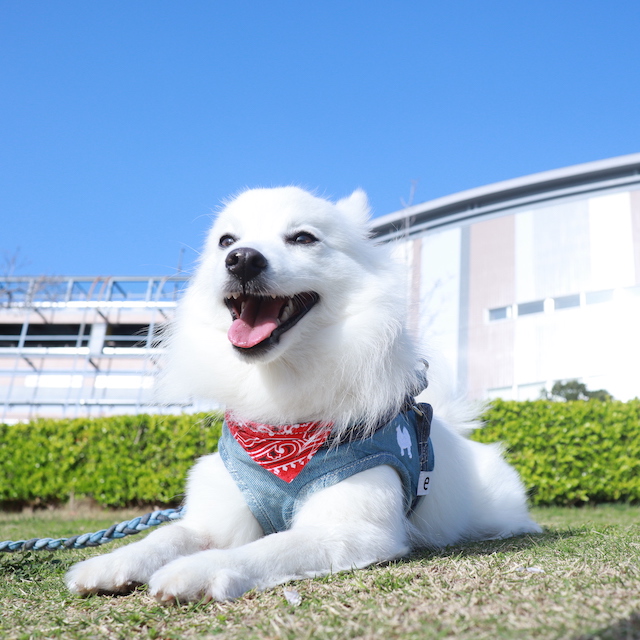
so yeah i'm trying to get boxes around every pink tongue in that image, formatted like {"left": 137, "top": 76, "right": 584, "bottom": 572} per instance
{"left": 228, "top": 297, "right": 286, "bottom": 348}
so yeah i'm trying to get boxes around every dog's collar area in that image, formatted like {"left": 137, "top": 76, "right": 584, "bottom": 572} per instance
{"left": 224, "top": 291, "right": 319, "bottom": 351}
{"left": 224, "top": 400, "right": 434, "bottom": 487}
{"left": 225, "top": 413, "right": 334, "bottom": 482}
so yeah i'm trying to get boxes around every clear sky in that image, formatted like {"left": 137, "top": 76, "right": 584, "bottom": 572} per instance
{"left": 2, "top": 1, "right": 639, "bottom": 277}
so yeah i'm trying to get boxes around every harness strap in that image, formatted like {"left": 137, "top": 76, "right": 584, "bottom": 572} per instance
{"left": 413, "top": 402, "right": 434, "bottom": 473}
{"left": 411, "top": 402, "right": 435, "bottom": 506}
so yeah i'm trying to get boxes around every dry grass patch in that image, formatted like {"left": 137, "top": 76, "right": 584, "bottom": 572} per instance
{"left": 1, "top": 505, "right": 639, "bottom": 639}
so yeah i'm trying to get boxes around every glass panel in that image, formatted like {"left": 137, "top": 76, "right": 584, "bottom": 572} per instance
{"left": 488, "top": 306, "right": 510, "bottom": 321}
{"left": 517, "top": 300, "right": 545, "bottom": 316}
{"left": 0, "top": 323, "right": 23, "bottom": 347}
{"left": 104, "top": 324, "right": 150, "bottom": 348}
{"left": 585, "top": 290, "right": 613, "bottom": 305}
{"left": 22, "top": 324, "right": 91, "bottom": 348}
{"left": 554, "top": 294, "right": 581, "bottom": 310}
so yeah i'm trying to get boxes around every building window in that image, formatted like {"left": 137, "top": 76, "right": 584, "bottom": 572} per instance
{"left": 24, "top": 324, "right": 91, "bottom": 348}
{"left": 488, "top": 306, "right": 511, "bottom": 321}
{"left": 553, "top": 294, "right": 581, "bottom": 310}
{"left": 517, "top": 382, "right": 546, "bottom": 400}
{"left": 104, "top": 324, "right": 151, "bottom": 348}
{"left": 485, "top": 386, "right": 515, "bottom": 400}
{"left": 586, "top": 289, "right": 613, "bottom": 305}
{"left": 0, "top": 324, "right": 23, "bottom": 347}
{"left": 517, "top": 300, "right": 545, "bottom": 316}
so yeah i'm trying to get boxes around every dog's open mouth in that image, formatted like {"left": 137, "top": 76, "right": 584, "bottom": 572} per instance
{"left": 224, "top": 292, "right": 319, "bottom": 352}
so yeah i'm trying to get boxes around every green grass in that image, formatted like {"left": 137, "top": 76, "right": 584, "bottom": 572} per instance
{"left": 1, "top": 505, "right": 639, "bottom": 640}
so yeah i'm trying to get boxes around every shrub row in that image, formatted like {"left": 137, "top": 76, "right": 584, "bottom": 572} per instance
{"left": 472, "top": 399, "right": 640, "bottom": 505}
{"left": 1, "top": 400, "right": 638, "bottom": 508}
{"left": 0, "top": 413, "right": 222, "bottom": 508}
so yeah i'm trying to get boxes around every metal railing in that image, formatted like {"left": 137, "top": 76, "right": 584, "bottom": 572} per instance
{"left": 0, "top": 275, "right": 189, "bottom": 308}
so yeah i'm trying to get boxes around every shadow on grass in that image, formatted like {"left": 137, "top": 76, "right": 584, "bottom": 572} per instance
{"left": 0, "top": 550, "right": 75, "bottom": 578}
{"left": 0, "top": 526, "right": 587, "bottom": 600}
{"left": 0, "top": 550, "right": 148, "bottom": 599}
{"left": 573, "top": 612, "right": 640, "bottom": 640}
{"left": 408, "top": 525, "right": 585, "bottom": 562}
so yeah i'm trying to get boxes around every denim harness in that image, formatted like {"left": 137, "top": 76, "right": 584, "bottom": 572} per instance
{"left": 219, "top": 404, "right": 434, "bottom": 535}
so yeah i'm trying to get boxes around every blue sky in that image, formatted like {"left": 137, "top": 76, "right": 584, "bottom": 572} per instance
{"left": 2, "top": 1, "right": 639, "bottom": 277}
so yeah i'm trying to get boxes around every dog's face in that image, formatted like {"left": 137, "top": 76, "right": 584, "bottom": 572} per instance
{"left": 195, "top": 187, "right": 374, "bottom": 363}
{"left": 162, "top": 186, "right": 417, "bottom": 427}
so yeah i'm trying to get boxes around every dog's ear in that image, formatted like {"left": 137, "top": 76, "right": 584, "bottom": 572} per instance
{"left": 336, "top": 189, "right": 371, "bottom": 225}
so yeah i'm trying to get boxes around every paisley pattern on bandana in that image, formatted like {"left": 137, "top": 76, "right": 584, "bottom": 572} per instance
{"left": 225, "top": 413, "right": 333, "bottom": 482}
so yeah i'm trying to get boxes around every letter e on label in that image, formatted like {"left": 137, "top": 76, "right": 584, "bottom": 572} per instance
{"left": 417, "top": 471, "right": 433, "bottom": 496}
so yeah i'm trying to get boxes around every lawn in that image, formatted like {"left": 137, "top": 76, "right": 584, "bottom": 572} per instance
{"left": 0, "top": 505, "right": 638, "bottom": 640}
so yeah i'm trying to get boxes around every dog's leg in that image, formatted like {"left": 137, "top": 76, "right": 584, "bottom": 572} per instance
{"left": 65, "top": 520, "right": 210, "bottom": 595}
{"left": 66, "top": 453, "right": 263, "bottom": 595}
{"left": 148, "top": 465, "right": 410, "bottom": 602}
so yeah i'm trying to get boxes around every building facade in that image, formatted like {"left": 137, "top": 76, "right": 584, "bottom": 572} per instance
{"left": 371, "top": 153, "right": 640, "bottom": 402}
{"left": 0, "top": 276, "right": 192, "bottom": 423}
{"left": 2, "top": 154, "right": 639, "bottom": 422}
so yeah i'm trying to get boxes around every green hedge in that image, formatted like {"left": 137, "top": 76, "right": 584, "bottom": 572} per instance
{"left": 0, "top": 413, "right": 222, "bottom": 508}
{"left": 1, "top": 400, "right": 639, "bottom": 508}
{"left": 472, "top": 399, "right": 640, "bottom": 505}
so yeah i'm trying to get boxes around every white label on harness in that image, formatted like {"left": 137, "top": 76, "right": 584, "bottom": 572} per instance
{"left": 417, "top": 471, "right": 434, "bottom": 496}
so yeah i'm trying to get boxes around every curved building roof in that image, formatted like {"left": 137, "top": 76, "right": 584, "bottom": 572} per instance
{"left": 371, "top": 153, "right": 640, "bottom": 241}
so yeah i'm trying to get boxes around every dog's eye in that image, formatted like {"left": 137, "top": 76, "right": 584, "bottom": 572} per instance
{"left": 219, "top": 234, "right": 237, "bottom": 248}
{"left": 287, "top": 232, "right": 319, "bottom": 246}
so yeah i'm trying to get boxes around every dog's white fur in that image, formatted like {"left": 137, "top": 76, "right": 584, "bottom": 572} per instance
{"left": 66, "top": 187, "right": 540, "bottom": 602}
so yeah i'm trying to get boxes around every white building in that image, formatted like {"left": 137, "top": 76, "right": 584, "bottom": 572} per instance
{"left": 2, "top": 154, "right": 639, "bottom": 422}
{"left": 0, "top": 276, "right": 190, "bottom": 423}
{"left": 371, "top": 153, "right": 640, "bottom": 401}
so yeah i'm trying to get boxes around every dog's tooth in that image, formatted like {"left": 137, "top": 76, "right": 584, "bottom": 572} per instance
{"left": 280, "top": 300, "right": 295, "bottom": 323}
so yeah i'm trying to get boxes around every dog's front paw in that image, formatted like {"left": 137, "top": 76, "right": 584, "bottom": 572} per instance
{"left": 66, "top": 553, "right": 146, "bottom": 596}
{"left": 149, "top": 552, "right": 254, "bottom": 603}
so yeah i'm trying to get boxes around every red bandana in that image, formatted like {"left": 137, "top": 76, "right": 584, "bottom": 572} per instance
{"left": 225, "top": 413, "right": 333, "bottom": 482}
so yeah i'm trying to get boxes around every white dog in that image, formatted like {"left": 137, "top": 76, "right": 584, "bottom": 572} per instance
{"left": 66, "top": 187, "right": 540, "bottom": 602}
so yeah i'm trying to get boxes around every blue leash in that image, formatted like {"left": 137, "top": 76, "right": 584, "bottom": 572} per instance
{"left": 0, "top": 506, "right": 184, "bottom": 553}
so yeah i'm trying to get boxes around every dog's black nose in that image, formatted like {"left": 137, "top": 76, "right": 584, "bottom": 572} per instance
{"left": 225, "top": 247, "right": 268, "bottom": 284}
